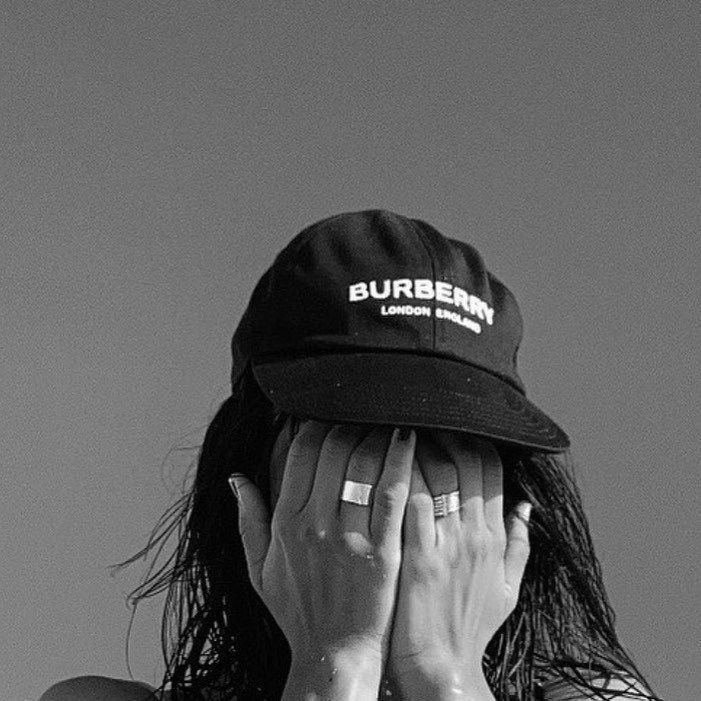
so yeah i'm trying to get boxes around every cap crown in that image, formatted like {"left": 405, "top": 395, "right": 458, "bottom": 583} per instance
{"left": 232, "top": 210, "right": 525, "bottom": 393}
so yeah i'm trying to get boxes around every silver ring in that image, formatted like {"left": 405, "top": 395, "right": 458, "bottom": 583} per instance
{"left": 433, "top": 491, "right": 461, "bottom": 518}
{"left": 340, "top": 480, "right": 373, "bottom": 506}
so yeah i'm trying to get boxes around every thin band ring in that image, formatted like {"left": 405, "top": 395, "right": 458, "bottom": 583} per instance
{"left": 433, "top": 490, "right": 461, "bottom": 518}
{"left": 340, "top": 479, "right": 373, "bottom": 506}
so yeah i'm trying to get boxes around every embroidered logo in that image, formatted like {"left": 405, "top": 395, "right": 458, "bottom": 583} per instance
{"left": 348, "top": 279, "right": 494, "bottom": 334}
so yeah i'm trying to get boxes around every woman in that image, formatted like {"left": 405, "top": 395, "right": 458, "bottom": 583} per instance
{"left": 41, "top": 210, "right": 661, "bottom": 700}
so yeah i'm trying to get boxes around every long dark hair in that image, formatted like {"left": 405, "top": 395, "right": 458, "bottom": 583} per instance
{"left": 110, "top": 364, "right": 660, "bottom": 700}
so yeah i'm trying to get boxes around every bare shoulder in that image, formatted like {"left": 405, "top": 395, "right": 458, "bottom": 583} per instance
{"left": 38, "top": 675, "right": 170, "bottom": 701}
{"left": 542, "top": 672, "right": 653, "bottom": 700}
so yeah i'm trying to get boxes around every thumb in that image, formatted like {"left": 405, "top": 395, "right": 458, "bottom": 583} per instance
{"left": 503, "top": 501, "right": 532, "bottom": 610}
{"left": 229, "top": 473, "right": 271, "bottom": 594}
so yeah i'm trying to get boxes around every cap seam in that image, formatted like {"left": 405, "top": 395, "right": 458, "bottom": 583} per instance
{"left": 411, "top": 222, "right": 438, "bottom": 352}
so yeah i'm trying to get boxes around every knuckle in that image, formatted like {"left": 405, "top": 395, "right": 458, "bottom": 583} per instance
{"left": 490, "top": 527, "right": 507, "bottom": 550}
{"left": 375, "top": 541, "right": 401, "bottom": 566}
{"left": 465, "top": 532, "right": 490, "bottom": 558}
{"left": 298, "top": 521, "right": 328, "bottom": 545}
{"left": 407, "top": 551, "right": 441, "bottom": 578}
{"left": 409, "top": 492, "right": 434, "bottom": 514}
{"left": 339, "top": 530, "right": 369, "bottom": 556}
{"left": 374, "top": 483, "right": 409, "bottom": 512}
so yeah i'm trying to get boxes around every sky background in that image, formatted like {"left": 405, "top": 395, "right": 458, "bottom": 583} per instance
{"left": 1, "top": 2, "right": 698, "bottom": 700}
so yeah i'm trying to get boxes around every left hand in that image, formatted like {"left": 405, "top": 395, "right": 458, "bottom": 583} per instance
{"left": 387, "top": 431, "right": 532, "bottom": 698}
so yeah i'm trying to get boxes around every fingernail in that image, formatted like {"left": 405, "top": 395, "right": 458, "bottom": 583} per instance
{"left": 228, "top": 473, "right": 243, "bottom": 500}
{"left": 397, "top": 427, "right": 413, "bottom": 441}
{"left": 516, "top": 502, "right": 532, "bottom": 522}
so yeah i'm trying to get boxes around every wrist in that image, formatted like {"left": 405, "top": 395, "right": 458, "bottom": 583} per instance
{"left": 284, "top": 649, "right": 383, "bottom": 701}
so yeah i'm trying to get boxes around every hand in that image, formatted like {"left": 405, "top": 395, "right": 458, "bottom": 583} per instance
{"left": 231, "top": 421, "right": 416, "bottom": 696}
{"left": 387, "top": 432, "right": 532, "bottom": 699}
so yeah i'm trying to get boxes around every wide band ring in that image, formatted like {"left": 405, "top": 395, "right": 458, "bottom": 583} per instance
{"left": 340, "top": 479, "right": 373, "bottom": 507}
{"left": 433, "top": 491, "right": 461, "bottom": 518}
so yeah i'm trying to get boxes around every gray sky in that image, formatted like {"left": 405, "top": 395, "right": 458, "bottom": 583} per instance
{"left": 1, "top": 2, "right": 698, "bottom": 699}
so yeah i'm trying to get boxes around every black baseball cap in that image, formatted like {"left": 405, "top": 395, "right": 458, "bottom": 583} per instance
{"left": 231, "top": 209, "right": 569, "bottom": 452}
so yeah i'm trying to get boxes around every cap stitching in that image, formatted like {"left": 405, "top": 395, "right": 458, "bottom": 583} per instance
{"left": 411, "top": 222, "right": 438, "bottom": 352}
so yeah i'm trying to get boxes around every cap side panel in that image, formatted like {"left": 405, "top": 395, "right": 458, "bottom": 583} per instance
{"left": 252, "top": 210, "right": 438, "bottom": 358}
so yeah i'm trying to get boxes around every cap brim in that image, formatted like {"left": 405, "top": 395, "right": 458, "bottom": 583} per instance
{"left": 252, "top": 352, "right": 569, "bottom": 453}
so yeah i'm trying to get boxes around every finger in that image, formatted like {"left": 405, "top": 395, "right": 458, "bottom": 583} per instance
{"left": 403, "top": 457, "right": 436, "bottom": 550}
{"left": 504, "top": 501, "right": 532, "bottom": 607}
{"left": 229, "top": 473, "right": 270, "bottom": 594}
{"left": 341, "top": 426, "right": 392, "bottom": 536}
{"left": 433, "top": 431, "right": 484, "bottom": 527}
{"left": 370, "top": 427, "right": 415, "bottom": 545}
{"left": 415, "top": 431, "right": 460, "bottom": 545}
{"left": 309, "top": 423, "right": 368, "bottom": 528}
{"left": 268, "top": 416, "right": 299, "bottom": 507}
{"left": 275, "top": 420, "right": 333, "bottom": 516}
{"left": 475, "top": 438, "right": 503, "bottom": 533}
{"left": 415, "top": 431, "right": 459, "bottom": 498}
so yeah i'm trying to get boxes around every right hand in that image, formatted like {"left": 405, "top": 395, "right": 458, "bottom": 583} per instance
{"left": 230, "top": 420, "right": 416, "bottom": 670}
